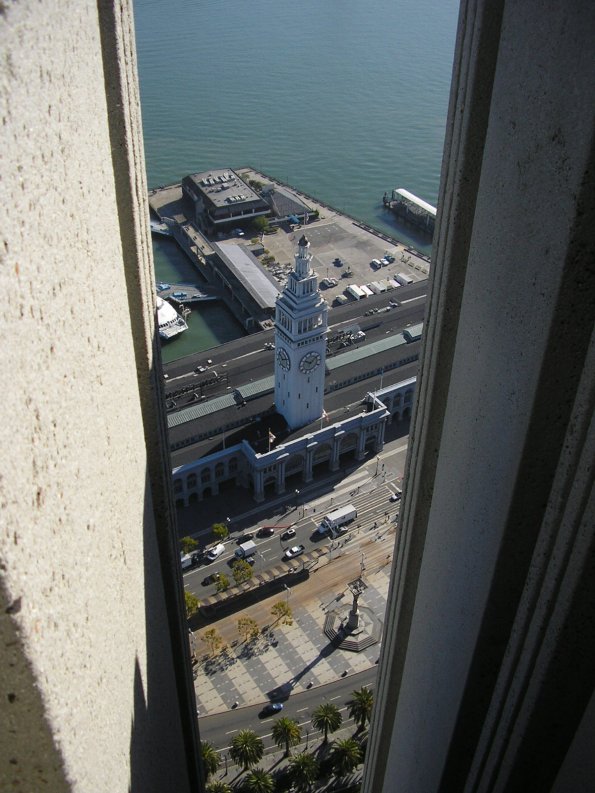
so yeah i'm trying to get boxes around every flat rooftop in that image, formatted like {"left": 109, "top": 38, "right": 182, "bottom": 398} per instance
{"left": 214, "top": 241, "right": 280, "bottom": 311}
{"left": 185, "top": 169, "right": 263, "bottom": 209}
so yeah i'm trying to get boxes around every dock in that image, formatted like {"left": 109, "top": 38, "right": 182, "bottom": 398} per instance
{"left": 383, "top": 188, "right": 436, "bottom": 235}
{"left": 156, "top": 282, "right": 220, "bottom": 304}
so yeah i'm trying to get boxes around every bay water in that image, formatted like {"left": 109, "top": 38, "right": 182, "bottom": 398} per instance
{"left": 132, "top": 0, "right": 459, "bottom": 361}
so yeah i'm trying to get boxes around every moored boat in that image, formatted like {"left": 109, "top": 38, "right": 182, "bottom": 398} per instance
{"left": 157, "top": 296, "right": 188, "bottom": 341}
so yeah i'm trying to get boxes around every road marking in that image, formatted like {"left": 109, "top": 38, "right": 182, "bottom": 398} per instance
{"left": 225, "top": 729, "right": 238, "bottom": 735}
{"left": 330, "top": 695, "right": 341, "bottom": 701}
{"left": 297, "top": 707, "right": 308, "bottom": 712}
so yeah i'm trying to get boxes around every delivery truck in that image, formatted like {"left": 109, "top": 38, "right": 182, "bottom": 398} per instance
{"left": 234, "top": 540, "right": 257, "bottom": 559}
{"left": 318, "top": 504, "right": 357, "bottom": 535}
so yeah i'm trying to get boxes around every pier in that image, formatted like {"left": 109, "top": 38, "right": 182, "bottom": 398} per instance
{"left": 383, "top": 188, "right": 436, "bottom": 235}
{"left": 156, "top": 282, "right": 221, "bottom": 304}
{"left": 149, "top": 169, "right": 431, "bottom": 334}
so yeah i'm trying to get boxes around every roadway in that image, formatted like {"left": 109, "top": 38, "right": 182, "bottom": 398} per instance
{"left": 163, "top": 281, "right": 426, "bottom": 405}
{"left": 200, "top": 666, "right": 377, "bottom": 760}
{"left": 183, "top": 435, "right": 408, "bottom": 600}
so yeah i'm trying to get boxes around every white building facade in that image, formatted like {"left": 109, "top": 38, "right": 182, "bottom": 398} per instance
{"left": 274, "top": 235, "right": 328, "bottom": 430}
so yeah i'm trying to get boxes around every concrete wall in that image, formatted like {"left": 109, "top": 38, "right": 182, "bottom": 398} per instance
{"left": 0, "top": 2, "right": 200, "bottom": 791}
{"left": 364, "top": 1, "right": 595, "bottom": 791}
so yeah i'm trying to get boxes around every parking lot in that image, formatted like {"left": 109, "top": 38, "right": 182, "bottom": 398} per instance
{"left": 237, "top": 167, "right": 430, "bottom": 306}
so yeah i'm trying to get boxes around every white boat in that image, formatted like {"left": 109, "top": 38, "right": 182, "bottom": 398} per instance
{"left": 157, "top": 296, "right": 188, "bottom": 341}
{"left": 150, "top": 217, "right": 173, "bottom": 237}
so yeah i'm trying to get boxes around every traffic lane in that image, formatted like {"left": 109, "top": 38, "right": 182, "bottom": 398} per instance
{"left": 199, "top": 666, "right": 378, "bottom": 750}
{"left": 165, "top": 287, "right": 426, "bottom": 384}
{"left": 183, "top": 436, "right": 407, "bottom": 588}
{"left": 183, "top": 477, "right": 401, "bottom": 596}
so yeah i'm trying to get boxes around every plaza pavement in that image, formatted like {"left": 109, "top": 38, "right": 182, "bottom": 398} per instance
{"left": 192, "top": 560, "right": 391, "bottom": 716}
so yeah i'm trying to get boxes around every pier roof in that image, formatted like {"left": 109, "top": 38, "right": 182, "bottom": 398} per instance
{"left": 185, "top": 168, "right": 264, "bottom": 209}
{"left": 215, "top": 242, "right": 280, "bottom": 311}
{"left": 394, "top": 188, "right": 437, "bottom": 216}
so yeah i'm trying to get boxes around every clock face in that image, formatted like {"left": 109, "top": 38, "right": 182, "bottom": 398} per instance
{"left": 299, "top": 351, "right": 321, "bottom": 373}
{"left": 276, "top": 347, "right": 291, "bottom": 371}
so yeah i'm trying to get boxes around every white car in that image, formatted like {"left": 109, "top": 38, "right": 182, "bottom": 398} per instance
{"left": 206, "top": 543, "right": 225, "bottom": 562}
{"left": 284, "top": 544, "right": 305, "bottom": 560}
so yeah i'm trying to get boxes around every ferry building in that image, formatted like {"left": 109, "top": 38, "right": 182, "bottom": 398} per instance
{"left": 171, "top": 236, "right": 417, "bottom": 504}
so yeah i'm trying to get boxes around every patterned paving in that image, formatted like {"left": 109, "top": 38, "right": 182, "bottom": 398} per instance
{"left": 193, "top": 566, "right": 391, "bottom": 715}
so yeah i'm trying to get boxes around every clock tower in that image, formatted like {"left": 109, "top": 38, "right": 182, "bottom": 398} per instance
{"left": 274, "top": 234, "right": 328, "bottom": 430}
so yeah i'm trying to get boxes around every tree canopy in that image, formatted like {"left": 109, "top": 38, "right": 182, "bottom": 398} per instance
{"left": 271, "top": 600, "right": 293, "bottom": 626}
{"left": 241, "top": 767, "right": 274, "bottom": 793}
{"left": 347, "top": 686, "right": 374, "bottom": 731}
{"left": 185, "top": 590, "right": 200, "bottom": 618}
{"left": 206, "top": 782, "right": 232, "bottom": 793}
{"left": 237, "top": 616, "right": 259, "bottom": 643}
{"left": 312, "top": 702, "right": 343, "bottom": 744}
{"left": 215, "top": 573, "right": 230, "bottom": 592}
{"left": 288, "top": 752, "right": 319, "bottom": 791}
{"left": 200, "top": 741, "right": 221, "bottom": 780}
{"left": 331, "top": 738, "right": 362, "bottom": 777}
{"left": 232, "top": 559, "right": 254, "bottom": 585}
{"left": 180, "top": 535, "right": 198, "bottom": 554}
{"left": 271, "top": 716, "right": 302, "bottom": 757}
{"left": 212, "top": 522, "right": 229, "bottom": 540}
{"left": 202, "top": 627, "right": 224, "bottom": 657}
{"left": 229, "top": 730, "right": 264, "bottom": 771}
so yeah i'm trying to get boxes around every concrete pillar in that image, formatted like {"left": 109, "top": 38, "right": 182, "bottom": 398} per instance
{"left": 275, "top": 459, "right": 287, "bottom": 494}
{"left": 330, "top": 433, "right": 343, "bottom": 472}
{"left": 0, "top": 2, "right": 201, "bottom": 790}
{"left": 356, "top": 428, "right": 367, "bottom": 461}
{"left": 363, "top": 3, "right": 595, "bottom": 792}
{"left": 304, "top": 444, "right": 315, "bottom": 483}
{"left": 254, "top": 470, "right": 265, "bottom": 503}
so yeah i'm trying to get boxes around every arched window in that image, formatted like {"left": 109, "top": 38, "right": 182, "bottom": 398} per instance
{"left": 201, "top": 468, "right": 211, "bottom": 484}
{"left": 187, "top": 473, "right": 197, "bottom": 489}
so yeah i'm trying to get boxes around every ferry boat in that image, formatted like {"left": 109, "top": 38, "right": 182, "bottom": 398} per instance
{"left": 150, "top": 217, "right": 173, "bottom": 237}
{"left": 157, "top": 296, "right": 188, "bottom": 341}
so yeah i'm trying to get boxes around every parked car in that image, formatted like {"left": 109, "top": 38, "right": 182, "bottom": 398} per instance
{"left": 284, "top": 544, "right": 305, "bottom": 560}
{"left": 281, "top": 528, "right": 296, "bottom": 541}
{"left": 206, "top": 543, "right": 225, "bottom": 562}
{"left": 260, "top": 702, "right": 283, "bottom": 717}
{"left": 202, "top": 572, "right": 221, "bottom": 586}
{"left": 235, "top": 532, "right": 254, "bottom": 545}
{"left": 257, "top": 526, "right": 275, "bottom": 537}
{"left": 390, "top": 491, "right": 402, "bottom": 502}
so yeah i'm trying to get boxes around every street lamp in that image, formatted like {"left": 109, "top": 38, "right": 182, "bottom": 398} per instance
{"left": 295, "top": 489, "right": 300, "bottom": 512}
{"left": 283, "top": 584, "right": 290, "bottom": 604}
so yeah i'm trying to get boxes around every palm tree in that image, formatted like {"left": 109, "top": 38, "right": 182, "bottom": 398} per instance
{"left": 271, "top": 716, "right": 302, "bottom": 756}
{"left": 206, "top": 782, "right": 232, "bottom": 793}
{"left": 241, "top": 767, "right": 274, "bottom": 793}
{"left": 331, "top": 737, "right": 363, "bottom": 777}
{"left": 312, "top": 702, "right": 343, "bottom": 744}
{"left": 288, "top": 752, "right": 319, "bottom": 791}
{"left": 201, "top": 741, "right": 221, "bottom": 780}
{"left": 347, "top": 685, "right": 374, "bottom": 731}
{"left": 229, "top": 730, "right": 264, "bottom": 772}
